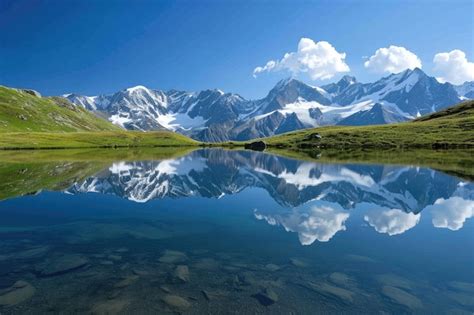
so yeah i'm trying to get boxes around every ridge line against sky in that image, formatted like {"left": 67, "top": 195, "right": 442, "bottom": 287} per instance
{"left": 0, "top": 0, "right": 473, "bottom": 98}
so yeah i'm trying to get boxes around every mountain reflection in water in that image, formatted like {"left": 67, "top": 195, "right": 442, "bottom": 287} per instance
{"left": 0, "top": 149, "right": 472, "bottom": 314}
{"left": 63, "top": 149, "right": 474, "bottom": 245}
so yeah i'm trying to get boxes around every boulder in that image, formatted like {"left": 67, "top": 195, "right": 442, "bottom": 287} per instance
{"left": 253, "top": 287, "right": 278, "bottom": 306}
{"left": 244, "top": 141, "right": 266, "bottom": 151}
{"left": 114, "top": 275, "right": 139, "bottom": 288}
{"left": 303, "top": 132, "right": 322, "bottom": 141}
{"left": 382, "top": 285, "right": 423, "bottom": 310}
{"left": 21, "top": 89, "right": 41, "bottom": 97}
{"left": 174, "top": 265, "right": 190, "bottom": 283}
{"left": 158, "top": 250, "right": 187, "bottom": 264}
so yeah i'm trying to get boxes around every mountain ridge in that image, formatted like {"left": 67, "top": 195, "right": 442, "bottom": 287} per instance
{"left": 61, "top": 69, "right": 471, "bottom": 142}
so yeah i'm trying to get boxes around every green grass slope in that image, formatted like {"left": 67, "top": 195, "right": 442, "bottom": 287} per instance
{"left": 0, "top": 86, "right": 200, "bottom": 149}
{"left": 264, "top": 100, "right": 474, "bottom": 149}
{"left": 0, "top": 86, "right": 120, "bottom": 132}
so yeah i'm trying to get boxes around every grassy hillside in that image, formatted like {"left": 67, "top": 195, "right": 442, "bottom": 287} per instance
{"left": 263, "top": 100, "right": 474, "bottom": 149}
{"left": 0, "top": 86, "right": 202, "bottom": 149}
{"left": 0, "top": 86, "right": 120, "bottom": 132}
{"left": 0, "top": 131, "right": 198, "bottom": 149}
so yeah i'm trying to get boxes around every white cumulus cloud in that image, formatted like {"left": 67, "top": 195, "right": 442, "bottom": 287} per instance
{"left": 364, "top": 209, "right": 420, "bottom": 236}
{"left": 253, "top": 38, "right": 350, "bottom": 80}
{"left": 364, "top": 45, "right": 422, "bottom": 74}
{"left": 433, "top": 49, "right": 474, "bottom": 85}
{"left": 428, "top": 197, "right": 474, "bottom": 231}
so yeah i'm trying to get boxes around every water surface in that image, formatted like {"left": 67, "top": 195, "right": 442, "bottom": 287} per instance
{"left": 0, "top": 149, "right": 473, "bottom": 314}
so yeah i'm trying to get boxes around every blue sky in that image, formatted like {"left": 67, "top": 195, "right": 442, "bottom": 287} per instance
{"left": 1, "top": 0, "right": 473, "bottom": 98}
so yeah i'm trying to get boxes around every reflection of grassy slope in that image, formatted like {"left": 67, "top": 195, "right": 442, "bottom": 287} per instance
{"left": 0, "top": 162, "right": 106, "bottom": 200}
{"left": 0, "top": 148, "right": 195, "bottom": 200}
{"left": 268, "top": 148, "right": 474, "bottom": 181}
{"left": 0, "top": 147, "right": 196, "bottom": 162}
{"left": 0, "top": 86, "right": 120, "bottom": 132}
{"left": 264, "top": 100, "right": 474, "bottom": 149}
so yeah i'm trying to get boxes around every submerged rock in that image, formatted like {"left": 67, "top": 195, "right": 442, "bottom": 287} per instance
{"left": 0, "top": 246, "right": 50, "bottom": 261}
{"left": 253, "top": 287, "right": 279, "bottom": 306}
{"left": 92, "top": 299, "right": 130, "bottom": 314}
{"left": 92, "top": 254, "right": 106, "bottom": 259}
{"left": 37, "top": 254, "right": 89, "bottom": 277}
{"left": 193, "top": 258, "right": 219, "bottom": 270}
{"left": 448, "top": 281, "right": 474, "bottom": 293}
{"left": 158, "top": 250, "right": 187, "bottom": 264}
{"left": 160, "top": 285, "right": 171, "bottom": 293}
{"left": 201, "top": 290, "right": 212, "bottom": 301}
{"left": 264, "top": 264, "right": 281, "bottom": 272}
{"left": 0, "top": 280, "right": 36, "bottom": 307}
{"left": 114, "top": 275, "right": 139, "bottom": 288}
{"left": 329, "top": 272, "right": 355, "bottom": 288}
{"left": 114, "top": 248, "right": 129, "bottom": 253}
{"left": 289, "top": 258, "right": 309, "bottom": 268}
{"left": 174, "top": 265, "right": 190, "bottom": 283}
{"left": 302, "top": 281, "right": 353, "bottom": 303}
{"left": 446, "top": 291, "right": 474, "bottom": 307}
{"left": 108, "top": 254, "right": 122, "bottom": 261}
{"left": 345, "top": 254, "right": 376, "bottom": 263}
{"left": 201, "top": 289, "right": 229, "bottom": 301}
{"left": 162, "top": 294, "right": 191, "bottom": 311}
{"left": 132, "top": 269, "right": 151, "bottom": 276}
{"left": 376, "top": 274, "right": 413, "bottom": 290}
{"left": 382, "top": 285, "right": 423, "bottom": 310}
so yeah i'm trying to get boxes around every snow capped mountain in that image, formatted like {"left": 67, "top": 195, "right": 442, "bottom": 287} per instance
{"left": 64, "top": 68, "right": 463, "bottom": 141}
{"left": 63, "top": 94, "right": 110, "bottom": 111}
{"left": 65, "top": 86, "right": 252, "bottom": 138}
{"left": 454, "top": 81, "right": 474, "bottom": 99}
{"left": 337, "top": 103, "right": 407, "bottom": 126}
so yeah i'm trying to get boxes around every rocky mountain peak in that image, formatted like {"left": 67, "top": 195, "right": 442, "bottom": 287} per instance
{"left": 338, "top": 75, "right": 357, "bottom": 87}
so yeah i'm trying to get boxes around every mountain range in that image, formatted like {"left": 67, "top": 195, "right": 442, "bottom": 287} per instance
{"left": 64, "top": 68, "right": 473, "bottom": 142}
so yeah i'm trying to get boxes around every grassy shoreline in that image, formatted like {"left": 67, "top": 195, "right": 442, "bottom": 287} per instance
{"left": 0, "top": 147, "right": 472, "bottom": 201}
{"left": 0, "top": 131, "right": 199, "bottom": 150}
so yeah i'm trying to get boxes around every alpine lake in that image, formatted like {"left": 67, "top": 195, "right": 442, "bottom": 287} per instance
{"left": 0, "top": 147, "right": 473, "bottom": 314}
